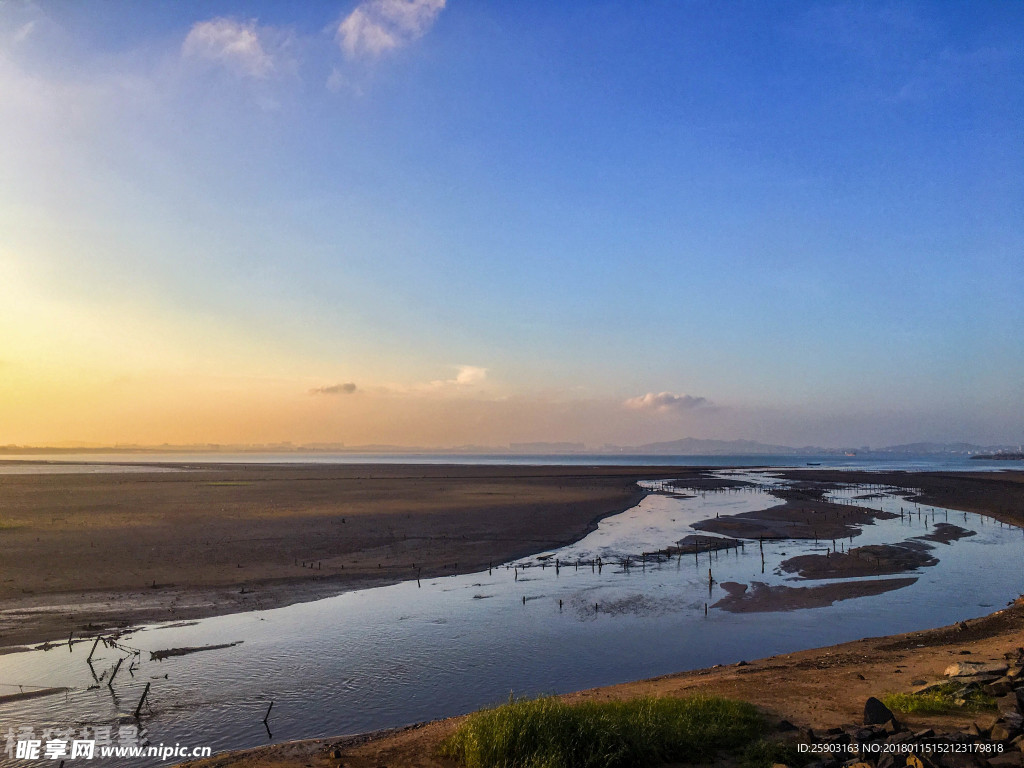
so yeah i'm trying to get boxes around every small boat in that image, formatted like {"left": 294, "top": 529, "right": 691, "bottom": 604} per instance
{"left": 807, "top": 462, "right": 821, "bottom": 466}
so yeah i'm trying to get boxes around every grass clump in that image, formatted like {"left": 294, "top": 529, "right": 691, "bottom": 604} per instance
{"left": 439, "top": 694, "right": 766, "bottom": 768}
{"left": 882, "top": 682, "right": 996, "bottom": 715}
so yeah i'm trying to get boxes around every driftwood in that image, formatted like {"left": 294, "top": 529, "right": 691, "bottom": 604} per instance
{"left": 150, "top": 641, "right": 242, "bottom": 661}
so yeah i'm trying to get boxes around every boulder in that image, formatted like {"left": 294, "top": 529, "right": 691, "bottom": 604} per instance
{"left": 944, "top": 661, "right": 1009, "bottom": 677}
{"left": 988, "top": 678, "right": 1017, "bottom": 696}
{"left": 993, "top": 722, "right": 1015, "bottom": 742}
{"left": 864, "top": 697, "right": 897, "bottom": 726}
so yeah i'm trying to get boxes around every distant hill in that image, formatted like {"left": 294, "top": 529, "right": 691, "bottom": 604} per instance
{"left": 628, "top": 437, "right": 826, "bottom": 455}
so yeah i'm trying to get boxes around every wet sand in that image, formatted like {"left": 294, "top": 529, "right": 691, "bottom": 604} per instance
{"left": 777, "top": 469, "right": 1024, "bottom": 528}
{"left": 779, "top": 541, "right": 938, "bottom": 579}
{"left": 712, "top": 577, "right": 921, "bottom": 611}
{"left": 691, "top": 495, "right": 897, "bottom": 540}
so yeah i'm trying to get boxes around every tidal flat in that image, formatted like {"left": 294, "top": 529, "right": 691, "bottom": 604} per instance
{"left": 0, "top": 466, "right": 1022, "bottom": 766}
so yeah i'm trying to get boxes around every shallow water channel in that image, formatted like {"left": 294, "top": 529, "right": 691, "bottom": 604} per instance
{"left": 1, "top": 471, "right": 1022, "bottom": 765}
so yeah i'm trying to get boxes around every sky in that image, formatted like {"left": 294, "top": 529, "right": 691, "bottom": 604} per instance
{"left": 0, "top": 0, "right": 1022, "bottom": 449}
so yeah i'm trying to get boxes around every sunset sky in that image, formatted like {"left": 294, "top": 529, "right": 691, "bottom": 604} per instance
{"left": 1, "top": 1, "right": 1021, "bottom": 449}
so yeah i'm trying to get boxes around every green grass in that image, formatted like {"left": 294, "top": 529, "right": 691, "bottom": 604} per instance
{"left": 439, "top": 694, "right": 766, "bottom": 768}
{"left": 882, "top": 682, "right": 996, "bottom": 715}
{"left": 740, "top": 739, "right": 815, "bottom": 768}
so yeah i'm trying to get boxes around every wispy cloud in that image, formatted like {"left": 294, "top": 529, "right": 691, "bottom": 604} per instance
{"left": 624, "top": 392, "right": 709, "bottom": 412}
{"left": 182, "top": 18, "right": 282, "bottom": 78}
{"left": 336, "top": 0, "right": 445, "bottom": 59}
{"left": 310, "top": 382, "right": 358, "bottom": 395}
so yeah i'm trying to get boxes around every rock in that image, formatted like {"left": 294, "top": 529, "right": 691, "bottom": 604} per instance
{"left": 777, "top": 719, "right": 798, "bottom": 731}
{"left": 993, "top": 723, "right": 1015, "bottom": 741}
{"left": 911, "top": 679, "right": 928, "bottom": 685}
{"left": 945, "top": 662, "right": 1010, "bottom": 677}
{"left": 988, "top": 755, "right": 1024, "bottom": 768}
{"left": 997, "top": 694, "right": 1022, "bottom": 715}
{"left": 865, "top": 697, "right": 897, "bottom": 726}
{"left": 989, "top": 679, "right": 1017, "bottom": 696}
{"left": 886, "top": 732, "right": 915, "bottom": 745}
{"left": 914, "top": 729, "right": 936, "bottom": 739}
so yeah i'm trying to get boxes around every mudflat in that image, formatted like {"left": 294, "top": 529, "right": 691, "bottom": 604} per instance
{"left": 2, "top": 465, "right": 1022, "bottom": 650}
{"left": 0, "top": 463, "right": 702, "bottom": 649}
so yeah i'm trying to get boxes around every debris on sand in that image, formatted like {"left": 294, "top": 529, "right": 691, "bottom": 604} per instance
{"left": 150, "top": 641, "right": 242, "bottom": 661}
{"left": 0, "top": 687, "right": 69, "bottom": 704}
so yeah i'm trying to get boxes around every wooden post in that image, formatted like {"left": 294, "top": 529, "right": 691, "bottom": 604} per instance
{"left": 108, "top": 657, "right": 124, "bottom": 689}
{"left": 263, "top": 701, "right": 274, "bottom": 724}
{"left": 134, "top": 682, "right": 151, "bottom": 719}
{"left": 88, "top": 636, "right": 101, "bottom": 663}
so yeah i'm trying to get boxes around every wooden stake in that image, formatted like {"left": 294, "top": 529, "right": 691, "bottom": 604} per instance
{"left": 107, "top": 657, "right": 124, "bottom": 689}
{"left": 134, "top": 682, "right": 151, "bottom": 719}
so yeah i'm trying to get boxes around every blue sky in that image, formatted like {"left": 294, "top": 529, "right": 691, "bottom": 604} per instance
{"left": 0, "top": 1, "right": 1021, "bottom": 448}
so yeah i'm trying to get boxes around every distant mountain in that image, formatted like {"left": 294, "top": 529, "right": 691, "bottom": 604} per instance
{"left": 627, "top": 437, "right": 827, "bottom": 455}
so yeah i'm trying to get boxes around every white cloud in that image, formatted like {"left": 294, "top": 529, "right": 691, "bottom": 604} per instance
{"left": 454, "top": 365, "right": 486, "bottom": 385}
{"left": 13, "top": 21, "right": 36, "bottom": 44}
{"left": 182, "top": 18, "right": 277, "bottom": 78}
{"left": 336, "top": 0, "right": 445, "bottom": 59}
{"left": 431, "top": 365, "right": 487, "bottom": 388}
{"left": 624, "top": 392, "right": 709, "bottom": 412}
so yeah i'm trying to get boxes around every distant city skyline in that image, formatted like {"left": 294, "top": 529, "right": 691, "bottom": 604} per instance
{"left": 1, "top": 1, "right": 1021, "bottom": 448}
